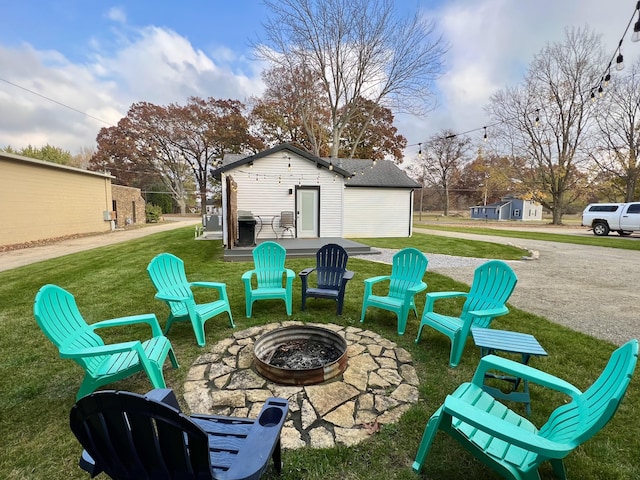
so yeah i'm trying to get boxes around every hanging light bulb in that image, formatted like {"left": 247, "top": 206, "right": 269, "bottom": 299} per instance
{"left": 616, "top": 51, "right": 624, "bottom": 71}
{"left": 483, "top": 127, "right": 487, "bottom": 142}
{"left": 598, "top": 85, "right": 604, "bottom": 97}
{"left": 329, "top": 160, "right": 333, "bottom": 171}
{"left": 418, "top": 143, "right": 423, "bottom": 160}
{"left": 535, "top": 109, "right": 540, "bottom": 127}
{"left": 633, "top": 3, "right": 640, "bottom": 42}
{"left": 288, "top": 161, "right": 291, "bottom": 171}
{"left": 604, "top": 72, "right": 611, "bottom": 85}
{"left": 591, "top": 90, "right": 596, "bottom": 103}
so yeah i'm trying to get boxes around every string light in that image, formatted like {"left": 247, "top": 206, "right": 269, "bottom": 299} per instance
{"left": 483, "top": 126, "right": 487, "bottom": 142}
{"left": 616, "top": 50, "right": 625, "bottom": 71}
{"left": 633, "top": 1, "right": 640, "bottom": 42}
{"left": 534, "top": 109, "right": 540, "bottom": 126}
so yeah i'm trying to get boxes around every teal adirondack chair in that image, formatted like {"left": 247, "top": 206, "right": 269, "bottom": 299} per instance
{"left": 33, "top": 284, "right": 179, "bottom": 400}
{"left": 242, "top": 241, "right": 295, "bottom": 317}
{"left": 360, "top": 248, "right": 428, "bottom": 335}
{"left": 147, "top": 253, "right": 234, "bottom": 347}
{"left": 415, "top": 260, "right": 517, "bottom": 367}
{"left": 413, "top": 339, "right": 639, "bottom": 480}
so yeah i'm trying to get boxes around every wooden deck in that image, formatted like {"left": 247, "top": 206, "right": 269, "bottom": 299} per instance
{"left": 198, "top": 235, "right": 379, "bottom": 262}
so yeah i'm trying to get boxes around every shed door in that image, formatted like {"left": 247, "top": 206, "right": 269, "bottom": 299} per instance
{"left": 297, "top": 187, "right": 319, "bottom": 238}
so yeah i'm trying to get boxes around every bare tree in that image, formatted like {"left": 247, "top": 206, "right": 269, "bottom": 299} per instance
{"left": 486, "top": 27, "right": 603, "bottom": 224}
{"left": 249, "top": 65, "right": 330, "bottom": 155}
{"left": 590, "top": 57, "right": 640, "bottom": 202}
{"left": 410, "top": 129, "right": 471, "bottom": 216}
{"left": 255, "top": 0, "right": 446, "bottom": 158}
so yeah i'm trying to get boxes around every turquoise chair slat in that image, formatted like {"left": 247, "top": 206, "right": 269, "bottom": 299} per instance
{"left": 34, "top": 284, "right": 179, "bottom": 400}
{"left": 147, "top": 253, "right": 234, "bottom": 347}
{"left": 413, "top": 340, "right": 639, "bottom": 480}
{"left": 242, "top": 241, "right": 295, "bottom": 317}
{"left": 360, "top": 248, "right": 428, "bottom": 335}
{"left": 415, "top": 260, "right": 518, "bottom": 367}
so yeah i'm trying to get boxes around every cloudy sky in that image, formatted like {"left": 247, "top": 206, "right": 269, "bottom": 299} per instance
{"left": 0, "top": 0, "right": 638, "bottom": 162}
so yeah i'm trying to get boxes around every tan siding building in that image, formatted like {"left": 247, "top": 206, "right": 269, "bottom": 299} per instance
{"left": 1, "top": 152, "right": 115, "bottom": 248}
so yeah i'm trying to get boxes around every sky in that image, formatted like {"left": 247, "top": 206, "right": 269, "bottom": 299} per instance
{"left": 0, "top": 0, "right": 639, "bottom": 163}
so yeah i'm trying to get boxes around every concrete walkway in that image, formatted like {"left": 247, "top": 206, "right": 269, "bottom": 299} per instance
{"left": 0, "top": 216, "right": 201, "bottom": 272}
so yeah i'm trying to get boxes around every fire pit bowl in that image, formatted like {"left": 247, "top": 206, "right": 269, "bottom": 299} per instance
{"left": 253, "top": 325, "right": 348, "bottom": 385}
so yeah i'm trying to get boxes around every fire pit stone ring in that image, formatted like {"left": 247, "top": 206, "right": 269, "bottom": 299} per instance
{"left": 184, "top": 322, "right": 420, "bottom": 450}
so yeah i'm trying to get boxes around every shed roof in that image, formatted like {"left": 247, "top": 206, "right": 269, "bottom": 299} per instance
{"left": 0, "top": 151, "right": 115, "bottom": 179}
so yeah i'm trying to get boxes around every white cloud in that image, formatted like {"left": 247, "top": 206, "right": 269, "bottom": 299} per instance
{"left": 105, "top": 7, "right": 127, "bottom": 24}
{"left": 0, "top": 25, "right": 265, "bottom": 153}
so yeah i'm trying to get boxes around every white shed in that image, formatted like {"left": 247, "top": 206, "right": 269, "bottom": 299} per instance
{"left": 211, "top": 144, "right": 420, "bottom": 248}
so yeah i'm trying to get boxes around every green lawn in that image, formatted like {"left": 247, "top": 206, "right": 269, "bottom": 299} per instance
{"left": 1, "top": 228, "right": 638, "bottom": 479}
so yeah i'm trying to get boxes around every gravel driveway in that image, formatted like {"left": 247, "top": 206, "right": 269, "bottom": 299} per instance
{"left": 357, "top": 228, "right": 640, "bottom": 346}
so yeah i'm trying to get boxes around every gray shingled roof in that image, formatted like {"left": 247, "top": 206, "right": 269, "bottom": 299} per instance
{"left": 332, "top": 158, "right": 420, "bottom": 189}
{"left": 211, "top": 143, "right": 420, "bottom": 189}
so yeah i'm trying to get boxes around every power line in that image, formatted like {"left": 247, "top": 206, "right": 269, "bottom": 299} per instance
{"left": 0, "top": 77, "right": 115, "bottom": 127}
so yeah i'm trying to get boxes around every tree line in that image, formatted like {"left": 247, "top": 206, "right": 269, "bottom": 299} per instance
{"left": 409, "top": 27, "right": 640, "bottom": 224}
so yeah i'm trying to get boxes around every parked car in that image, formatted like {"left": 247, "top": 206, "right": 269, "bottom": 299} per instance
{"left": 581, "top": 202, "right": 640, "bottom": 236}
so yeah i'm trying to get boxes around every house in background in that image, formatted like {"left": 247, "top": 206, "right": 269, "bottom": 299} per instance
{"left": 211, "top": 143, "right": 421, "bottom": 248}
{"left": 470, "top": 195, "right": 543, "bottom": 221}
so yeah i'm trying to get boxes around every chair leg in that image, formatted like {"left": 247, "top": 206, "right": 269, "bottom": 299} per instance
{"left": 272, "top": 438, "right": 283, "bottom": 474}
{"left": 360, "top": 304, "right": 368, "bottom": 323}
{"left": 550, "top": 459, "right": 567, "bottom": 480}
{"left": 412, "top": 407, "right": 444, "bottom": 473}
{"left": 226, "top": 308, "right": 235, "bottom": 328}
{"left": 246, "top": 296, "right": 253, "bottom": 318}
{"left": 285, "top": 295, "right": 292, "bottom": 316}
{"left": 168, "top": 347, "right": 180, "bottom": 369}
{"left": 192, "top": 319, "right": 206, "bottom": 347}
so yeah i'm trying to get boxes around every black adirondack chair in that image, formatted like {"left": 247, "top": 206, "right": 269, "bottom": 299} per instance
{"left": 299, "top": 243, "right": 354, "bottom": 315}
{"left": 70, "top": 388, "right": 289, "bottom": 480}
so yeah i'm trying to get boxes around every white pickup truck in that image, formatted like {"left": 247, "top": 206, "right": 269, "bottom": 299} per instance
{"left": 581, "top": 202, "right": 640, "bottom": 236}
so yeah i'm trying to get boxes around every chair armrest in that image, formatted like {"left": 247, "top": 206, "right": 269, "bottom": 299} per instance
{"left": 155, "top": 291, "right": 190, "bottom": 302}
{"left": 242, "top": 270, "right": 256, "bottom": 282}
{"left": 406, "top": 281, "right": 427, "bottom": 296}
{"left": 424, "top": 291, "right": 467, "bottom": 312}
{"left": 90, "top": 313, "right": 163, "bottom": 337}
{"left": 285, "top": 269, "right": 295, "bottom": 279}
{"left": 189, "top": 281, "right": 226, "bottom": 291}
{"left": 343, "top": 270, "right": 355, "bottom": 281}
{"left": 299, "top": 267, "right": 316, "bottom": 277}
{"left": 60, "top": 341, "right": 141, "bottom": 359}
{"left": 442, "top": 395, "right": 573, "bottom": 458}
{"left": 467, "top": 305, "right": 509, "bottom": 319}
{"left": 145, "top": 388, "right": 182, "bottom": 411}
{"left": 364, "top": 275, "right": 390, "bottom": 286}
{"left": 471, "top": 355, "right": 582, "bottom": 398}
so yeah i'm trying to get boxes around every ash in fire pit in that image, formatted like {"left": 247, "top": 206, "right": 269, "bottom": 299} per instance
{"left": 267, "top": 339, "right": 342, "bottom": 370}
{"left": 253, "top": 325, "right": 348, "bottom": 385}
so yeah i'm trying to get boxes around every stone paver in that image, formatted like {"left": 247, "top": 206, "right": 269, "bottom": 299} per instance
{"left": 184, "top": 321, "right": 419, "bottom": 449}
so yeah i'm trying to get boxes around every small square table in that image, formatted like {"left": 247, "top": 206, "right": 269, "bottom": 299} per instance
{"left": 471, "top": 328, "right": 548, "bottom": 415}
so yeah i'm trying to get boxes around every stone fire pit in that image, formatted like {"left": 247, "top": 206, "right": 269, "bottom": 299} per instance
{"left": 183, "top": 322, "right": 420, "bottom": 450}
{"left": 253, "top": 325, "right": 348, "bottom": 385}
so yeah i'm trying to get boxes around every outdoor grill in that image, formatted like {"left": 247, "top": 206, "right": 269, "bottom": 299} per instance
{"left": 237, "top": 210, "right": 256, "bottom": 246}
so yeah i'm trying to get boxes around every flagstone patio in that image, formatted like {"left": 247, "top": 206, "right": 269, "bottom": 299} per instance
{"left": 183, "top": 321, "right": 420, "bottom": 449}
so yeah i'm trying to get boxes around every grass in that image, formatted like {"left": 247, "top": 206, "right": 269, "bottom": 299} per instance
{"left": 1, "top": 227, "right": 638, "bottom": 479}
{"left": 414, "top": 223, "right": 640, "bottom": 251}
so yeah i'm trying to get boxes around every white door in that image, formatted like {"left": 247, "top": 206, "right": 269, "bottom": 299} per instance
{"left": 297, "top": 188, "right": 319, "bottom": 238}
{"left": 619, "top": 203, "right": 640, "bottom": 231}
